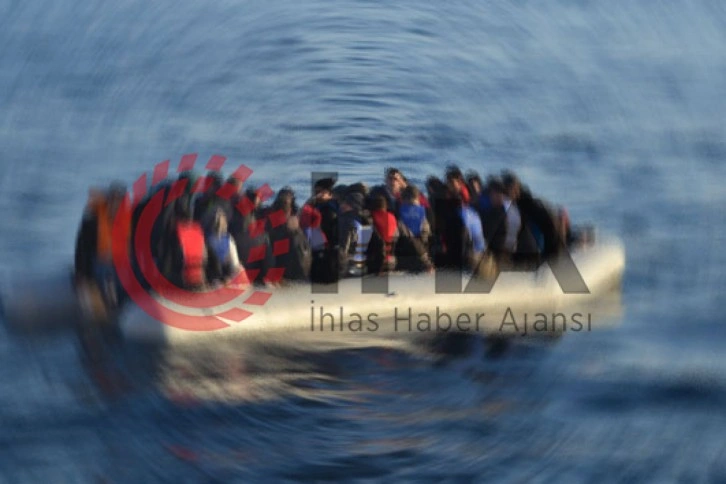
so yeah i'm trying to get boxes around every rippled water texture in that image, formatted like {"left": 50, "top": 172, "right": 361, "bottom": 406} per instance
{"left": 1, "top": 0, "right": 725, "bottom": 482}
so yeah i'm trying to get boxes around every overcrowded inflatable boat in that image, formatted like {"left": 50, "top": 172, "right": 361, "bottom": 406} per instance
{"left": 0, "top": 164, "right": 626, "bottom": 348}
{"left": 0, "top": 236, "right": 624, "bottom": 346}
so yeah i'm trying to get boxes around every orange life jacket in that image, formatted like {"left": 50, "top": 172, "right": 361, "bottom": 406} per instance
{"left": 94, "top": 198, "right": 131, "bottom": 263}
{"left": 176, "top": 221, "right": 206, "bottom": 287}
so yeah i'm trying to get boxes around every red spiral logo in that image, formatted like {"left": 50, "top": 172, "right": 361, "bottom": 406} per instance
{"left": 112, "top": 154, "right": 289, "bottom": 331}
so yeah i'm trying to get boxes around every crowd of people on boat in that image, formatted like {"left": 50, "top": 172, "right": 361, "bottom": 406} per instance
{"left": 75, "top": 165, "right": 579, "bottom": 308}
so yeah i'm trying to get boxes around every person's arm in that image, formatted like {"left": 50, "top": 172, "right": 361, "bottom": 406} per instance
{"left": 420, "top": 217, "right": 431, "bottom": 243}
{"left": 419, "top": 193, "right": 430, "bottom": 209}
{"left": 338, "top": 219, "right": 358, "bottom": 277}
{"left": 228, "top": 238, "right": 242, "bottom": 274}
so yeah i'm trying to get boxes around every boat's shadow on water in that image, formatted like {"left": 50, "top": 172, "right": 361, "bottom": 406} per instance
{"left": 79, "top": 328, "right": 566, "bottom": 405}
{"left": 69, "top": 329, "right": 609, "bottom": 481}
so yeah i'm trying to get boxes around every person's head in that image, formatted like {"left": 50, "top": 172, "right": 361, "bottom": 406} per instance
{"left": 487, "top": 178, "right": 505, "bottom": 207}
{"left": 466, "top": 171, "right": 484, "bottom": 197}
{"left": 342, "top": 191, "right": 364, "bottom": 214}
{"left": 371, "top": 193, "right": 388, "bottom": 212}
{"left": 274, "top": 187, "right": 296, "bottom": 215}
{"left": 445, "top": 165, "right": 465, "bottom": 194}
{"left": 314, "top": 177, "right": 335, "bottom": 201}
{"left": 332, "top": 184, "right": 348, "bottom": 201}
{"left": 347, "top": 182, "right": 369, "bottom": 198}
{"left": 401, "top": 185, "right": 420, "bottom": 204}
{"left": 107, "top": 181, "right": 127, "bottom": 216}
{"left": 501, "top": 171, "right": 521, "bottom": 200}
{"left": 174, "top": 194, "right": 193, "bottom": 221}
{"left": 426, "top": 176, "right": 446, "bottom": 200}
{"left": 226, "top": 175, "right": 244, "bottom": 195}
{"left": 245, "top": 187, "right": 261, "bottom": 208}
{"left": 385, "top": 167, "right": 406, "bottom": 195}
{"left": 177, "top": 170, "right": 199, "bottom": 194}
{"left": 86, "top": 187, "right": 105, "bottom": 208}
{"left": 213, "top": 208, "right": 228, "bottom": 234}
{"left": 205, "top": 171, "right": 224, "bottom": 195}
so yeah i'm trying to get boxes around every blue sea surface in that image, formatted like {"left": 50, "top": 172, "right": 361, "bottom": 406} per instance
{"left": 1, "top": 0, "right": 725, "bottom": 482}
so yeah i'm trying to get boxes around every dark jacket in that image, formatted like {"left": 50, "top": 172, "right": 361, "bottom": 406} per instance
{"left": 74, "top": 212, "right": 98, "bottom": 280}
{"left": 267, "top": 214, "right": 311, "bottom": 282}
{"left": 517, "top": 189, "right": 563, "bottom": 257}
{"left": 309, "top": 199, "right": 340, "bottom": 284}
{"left": 229, "top": 211, "right": 274, "bottom": 284}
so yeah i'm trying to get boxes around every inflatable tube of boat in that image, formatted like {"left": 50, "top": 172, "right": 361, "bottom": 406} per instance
{"left": 0, "top": 270, "right": 84, "bottom": 335}
{"left": 119, "top": 238, "right": 626, "bottom": 346}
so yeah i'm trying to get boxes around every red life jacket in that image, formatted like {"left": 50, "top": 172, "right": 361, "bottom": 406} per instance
{"left": 176, "top": 221, "right": 205, "bottom": 287}
{"left": 459, "top": 185, "right": 471, "bottom": 205}
{"left": 300, "top": 203, "right": 327, "bottom": 250}
{"left": 372, "top": 209, "right": 397, "bottom": 256}
{"left": 299, "top": 204, "right": 322, "bottom": 229}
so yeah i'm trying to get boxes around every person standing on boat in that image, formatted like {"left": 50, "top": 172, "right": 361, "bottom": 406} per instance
{"left": 501, "top": 171, "right": 567, "bottom": 267}
{"left": 74, "top": 182, "right": 131, "bottom": 310}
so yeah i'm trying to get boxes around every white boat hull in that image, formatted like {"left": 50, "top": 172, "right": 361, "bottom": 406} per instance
{"left": 119, "top": 238, "right": 626, "bottom": 346}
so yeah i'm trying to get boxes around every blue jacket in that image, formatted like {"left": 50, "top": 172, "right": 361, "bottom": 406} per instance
{"left": 399, "top": 203, "right": 426, "bottom": 237}
{"left": 460, "top": 205, "right": 486, "bottom": 253}
{"left": 208, "top": 233, "right": 231, "bottom": 262}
